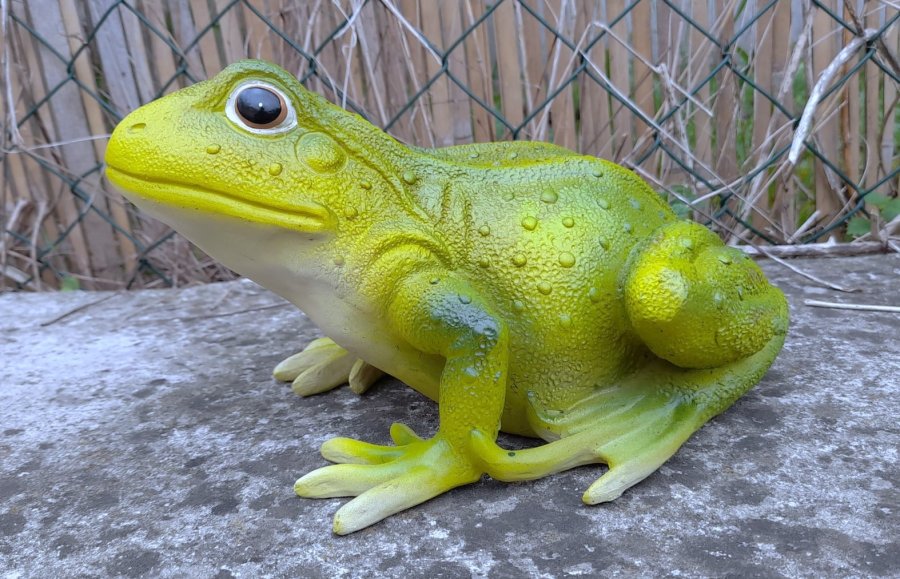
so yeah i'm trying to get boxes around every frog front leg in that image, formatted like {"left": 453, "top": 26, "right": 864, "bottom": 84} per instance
{"left": 273, "top": 337, "right": 383, "bottom": 395}
{"left": 294, "top": 271, "right": 508, "bottom": 534}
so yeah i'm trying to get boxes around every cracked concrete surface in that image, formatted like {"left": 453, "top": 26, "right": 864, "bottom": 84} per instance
{"left": 0, "top": 255, "right": 898, "bottom": 577}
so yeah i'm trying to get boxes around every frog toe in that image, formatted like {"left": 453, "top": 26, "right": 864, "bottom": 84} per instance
{"left": 273, "top": 337, "right": 341, "bottom": 381}
{"left": 296, "top": 429, "right": 481, "bottom": 533}
{"left": 290, "top": 354, "right": 356, "bottom": 396}
{"left": 318, "top": 423, "right": 424, "bottom": 465}
{"left": 582, "top": 426, "right": 690, "bottom": 504}
{"left": 294, "top": 461, "right": 409, "bottom": 498}
{"left": 582, "top": 459, "right": 664, "bottom": 504}
{"left": 331, "top": 467, "right": 451, "bottom": 535}
{"left": 320, "top": 434, "right": 406, "bottom": 464}
{"left": 273, "top": 337, "right": 380, "bottom": 396}
{"left": 348, "top": 359, "right": 384, "bottom": 394}
{"left": 388, "top": 422, "right": 424, "bottom": 445}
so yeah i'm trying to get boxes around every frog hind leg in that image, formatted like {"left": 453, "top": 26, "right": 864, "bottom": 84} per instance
{"left": 273, "top": 337, "right": 383, "bottom": 396}
{"left": 471, "top": 331, "right": 786, "bottom": 504}
{"left": 621, "top": 220, "right": 790, "bottom": 370}
{"left": 473, "top": 222, "right": 789, "bottom": 502}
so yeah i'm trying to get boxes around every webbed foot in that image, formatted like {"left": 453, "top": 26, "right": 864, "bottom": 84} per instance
{"left": 472, "top": 385, "right": 701, "bottom": 504}
{"left": 273, "top": 337, "right": 383, "bottom": 396}
{"left": 294, "top": 424, "right": 481, "bottom": 534}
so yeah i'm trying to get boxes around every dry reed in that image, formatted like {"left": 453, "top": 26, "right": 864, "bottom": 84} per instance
{"left": 1, "top": 0, "right": 897, "bottom": 291}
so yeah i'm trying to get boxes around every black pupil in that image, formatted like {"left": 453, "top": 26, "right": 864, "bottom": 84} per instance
{"left": 236, "top": 87, "right": 282, "bottom": 126}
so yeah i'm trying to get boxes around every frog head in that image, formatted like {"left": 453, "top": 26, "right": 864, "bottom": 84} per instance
{"left": 106, "top": 60, "right": 417, "bottom": 288}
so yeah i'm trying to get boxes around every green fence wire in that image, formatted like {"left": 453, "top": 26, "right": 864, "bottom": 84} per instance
{"left": 1, "top": 0, "right": 898, "bottom": 290}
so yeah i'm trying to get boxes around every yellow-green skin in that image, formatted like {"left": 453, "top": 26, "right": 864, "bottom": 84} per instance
{"left": 106, "top": 60, "right": 789, "bottom": 535}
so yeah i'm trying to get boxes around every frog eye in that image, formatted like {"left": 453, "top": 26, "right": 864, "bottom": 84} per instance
{"left": 226, "top": 82, "right": 296, "bottom": 134}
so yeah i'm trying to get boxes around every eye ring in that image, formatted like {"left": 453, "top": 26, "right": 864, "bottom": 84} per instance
{"left": 226, "top": 81, "right": 296, "bottom": 134}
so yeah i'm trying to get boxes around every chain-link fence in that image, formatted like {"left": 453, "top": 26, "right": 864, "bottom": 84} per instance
{"left": 1, "top": 0, "right": 898, "bottom": 290}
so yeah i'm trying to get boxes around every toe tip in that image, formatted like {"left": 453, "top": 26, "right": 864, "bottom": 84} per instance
{"left": 582, "top": 485, "right": 623, "bottom": 505}
{"left": 293, "top": 477, "right": 312, "bottom": 497}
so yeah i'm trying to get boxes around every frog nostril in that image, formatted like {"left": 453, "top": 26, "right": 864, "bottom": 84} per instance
{"left": 128, "top": 122, "right": 146, "bottom": 133}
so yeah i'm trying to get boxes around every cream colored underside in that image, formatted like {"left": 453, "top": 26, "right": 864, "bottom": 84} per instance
{"left": 120, "top": 192, "right": 444, "bottom": 400}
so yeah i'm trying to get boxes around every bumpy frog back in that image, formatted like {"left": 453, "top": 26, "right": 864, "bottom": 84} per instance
{"left": 404, "top": 148, "right": 678, "bottom": 420}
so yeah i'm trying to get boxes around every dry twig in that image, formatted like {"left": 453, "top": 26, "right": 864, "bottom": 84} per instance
{"left": 804, "top": 299, "right": 900, "bottom": 313}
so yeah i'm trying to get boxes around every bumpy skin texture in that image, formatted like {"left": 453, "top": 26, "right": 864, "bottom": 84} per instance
{"left": 105, "top": 60, "right": 789, "bottom": 535}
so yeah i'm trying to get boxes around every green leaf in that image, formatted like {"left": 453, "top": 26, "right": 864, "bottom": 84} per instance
{"left": 669, "top": 184, "right": 696, "bottom": 201}
{"left": 866, "top": 193, "right": 891, "bottom": 209}
{"left": 846, "top": 217, "right": 871, "bottom": 239}
{"left": 671, "top": 201, "right": 692, "bottom": 220}
{"left": 884, "top": 199, "right": 900, "bottom": 222}
{"left": 60, "top": 276, "right": 80, "bottom": 291}
{"left": 865, "top": 194, "right": 900, "bottom": 221}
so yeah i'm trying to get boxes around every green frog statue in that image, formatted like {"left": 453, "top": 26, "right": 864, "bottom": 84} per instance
{"left": 106, "top": 60, "right": 789, "bottom": 534}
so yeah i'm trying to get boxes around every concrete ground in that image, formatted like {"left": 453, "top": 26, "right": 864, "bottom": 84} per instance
{"left": 0, "top": 254, "right": 897, "bottom": 577}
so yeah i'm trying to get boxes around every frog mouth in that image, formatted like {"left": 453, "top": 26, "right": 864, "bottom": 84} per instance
{"left": 106, "top": 166, "right": 330, "bottom": 232}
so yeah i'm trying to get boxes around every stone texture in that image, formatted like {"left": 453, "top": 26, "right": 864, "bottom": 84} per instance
{"left": 0, "top": 255, "right": 898, "bottom": 577}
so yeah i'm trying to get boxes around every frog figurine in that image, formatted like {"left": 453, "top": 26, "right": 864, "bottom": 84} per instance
{"left": 105, "top": 60, "right": 789, "bottom": 535}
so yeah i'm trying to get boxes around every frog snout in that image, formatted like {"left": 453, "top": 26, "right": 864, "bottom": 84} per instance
{"left": 106, "top": 108, "right": 155, "bottom": 173}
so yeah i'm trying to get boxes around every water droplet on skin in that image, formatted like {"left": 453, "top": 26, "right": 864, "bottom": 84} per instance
{"left": 623, "top": 223, "right": 632, "bottom": 233}
{"left": 333, "top": 256, "right": 345, "bottom": 266}
{"left": 592, "top": 168, "right": 603, "bottom": 178}
{"left": 206, "top": 144, "right": 221, "bottom": 154}
{"left": 599, "top": 238, "right": 609, "bottom": 250}
{"left": 713, "top": 291, "right": 724, "bottom": 305}
{"left": 503, "top": 191, "right": 515, "bottom": 201}
{"left": 537, "top": 281, "right": 552, "bottom": 295}
{"left": 541, "top": 191, "right": 558, "bottom": 204}
{"left": 558, "top": 252, "right": 576, "bottom": 267}
{"left": 737, "top": 287, "right": 744, "bottom": 300}
{"left": 360, "top": 181, "right": 371, "bottom": 190}
{"left": 522, "top": 216, "right": 537, "bottom": 231}
{"left": 512, "top": 300, "right": 525, "bottom": 311}
{"left": 512, "top": 254, "right": 527, "bottom": 267}
{"left": 459, "top": 294, "right": 472, "bottom": 304}
{"left": 493, "top": 161, "right": 501, "bottom": 167}
{"left": 718, "top": 255, "right": 733, "bottom": 265}
{"left": 343, "top": 206, "right": 358, "bottom": 219}
{"left": 268, "top": 163, "right": 283, "bottom": 176}
{"left": 429, "top": 277, "right": 440, "bottom": 285}
{"left": 478, "top": 225, "right": 491, "bottom": 236}
{"left": 508, "top": 152, "right": 518, "bottom": 160}
{"left": 598, "top": 198, "right": 610, "bottom": 209}
{"left": 129, "top": 123, "right": 146, "bottom": 133}
{"left": 588, "top": 287, "right": 601, "bottom": 303}
{"left": 478, "top": 257, "right": 490, "bottom": 268}
{"left": 629, "top": 198, "right": 641, "bottom": 209}
{"left": 559, "top": 314, "right": 572, "bottom": 327}
{"left": 469, "top": 152, "right": 479, "bottom": 159}
{"left": 402, "top": 171, "right": 417, "bottom": 184}
{"left": 562, "top": 217, "right": 575, "bottom": 228}
{"left": 681, "top": 237, "right": 694, "bottom": 250}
